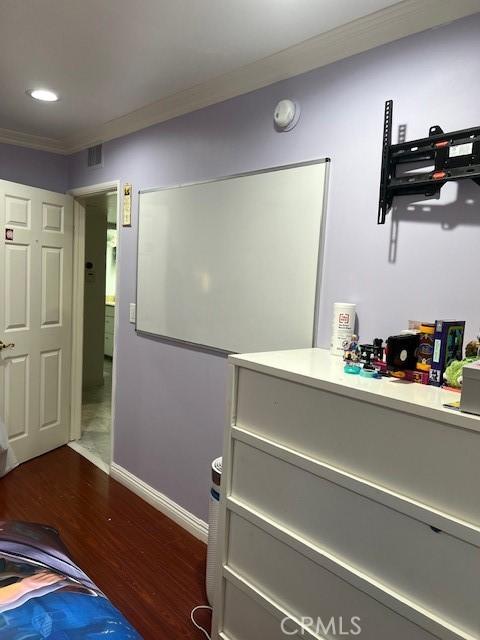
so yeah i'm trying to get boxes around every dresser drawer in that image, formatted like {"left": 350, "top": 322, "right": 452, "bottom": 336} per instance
{"left": 235, "top": 368, "right": 480, "bottom": 526}
{"left": 104, "top": 315, "right": 115, "bottom": 332}
{"left": 227, "top": 512, "right": 437, "bottom": 640}
{"left": 231, "top": 440, "right": 479, "bottom": 637}
{"left": 222, "top": 581, "right": 285, "bottom": 640}
{"left": 104, "top": 332, "right": 114, "bottom": 357}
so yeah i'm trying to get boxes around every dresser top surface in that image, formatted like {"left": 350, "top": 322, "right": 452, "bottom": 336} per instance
{"left": 230, "top": 348, "right": 480, "bottom": 433}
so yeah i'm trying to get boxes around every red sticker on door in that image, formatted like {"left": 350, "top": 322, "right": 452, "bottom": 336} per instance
{"left": 5, "top": 228, "right": 13, "bottom": 241}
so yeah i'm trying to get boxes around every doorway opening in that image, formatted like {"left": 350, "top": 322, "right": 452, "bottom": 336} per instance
{"left": 69, "top": 183, "right": 120, "bottom": 472}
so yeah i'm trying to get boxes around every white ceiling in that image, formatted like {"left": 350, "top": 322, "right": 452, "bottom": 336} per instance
{"left": 0, "top": 0, "right": 405, "bottom": 139}
{"left": 0, "top": 0, "right": 477, "bottom": 152}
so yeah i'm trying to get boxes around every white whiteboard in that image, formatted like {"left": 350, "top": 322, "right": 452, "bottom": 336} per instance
{"left": 136, "top": 160, "right": 329, "bottom": 353}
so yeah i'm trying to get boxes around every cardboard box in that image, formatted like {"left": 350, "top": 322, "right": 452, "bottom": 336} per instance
{"left": 460, "top": 361, "right": 480, "bottom": 416}
{"left": 429, "top": 320, "right": 465, "bottom": 387}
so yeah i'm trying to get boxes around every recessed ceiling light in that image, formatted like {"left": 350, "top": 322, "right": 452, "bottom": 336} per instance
{"left": 27, "top": 88, "right": 59, "bottom": 102}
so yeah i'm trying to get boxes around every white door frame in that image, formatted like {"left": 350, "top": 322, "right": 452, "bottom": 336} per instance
{"left": 69, "top": 180, "right": 121, "bottom": 470}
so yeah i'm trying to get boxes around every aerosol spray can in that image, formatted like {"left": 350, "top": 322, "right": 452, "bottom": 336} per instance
{"left": 330, "top": 302, "right": 356, "bottom": 356}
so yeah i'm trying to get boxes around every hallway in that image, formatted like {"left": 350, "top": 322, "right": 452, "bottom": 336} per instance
{"left": 79, "top": 357, "right": 112, "bottom": 466}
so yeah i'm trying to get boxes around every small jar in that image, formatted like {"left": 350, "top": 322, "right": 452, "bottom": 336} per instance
{"left": 416, "top": 323, "right": 435, "bottom": 371}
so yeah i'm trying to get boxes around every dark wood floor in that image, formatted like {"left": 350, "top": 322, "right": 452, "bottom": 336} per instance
{"left": 0, "top": 446, "right": 210, "bottom": 639}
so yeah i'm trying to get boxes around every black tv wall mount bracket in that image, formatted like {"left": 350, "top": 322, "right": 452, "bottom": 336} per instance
{"left": 378, "top": 99, "right": 480, "bottom": 224}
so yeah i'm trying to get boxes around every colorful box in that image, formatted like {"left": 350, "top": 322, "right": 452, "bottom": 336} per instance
{"left": 391, "top": 369, "right": 430, "bottom": 384}
{"left": 429, "top": 320, "right": 465, "bottom": 387}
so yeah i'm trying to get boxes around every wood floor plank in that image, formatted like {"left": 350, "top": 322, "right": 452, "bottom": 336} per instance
{"left": 0, "top": 446, "right": 210, "bottom": 639}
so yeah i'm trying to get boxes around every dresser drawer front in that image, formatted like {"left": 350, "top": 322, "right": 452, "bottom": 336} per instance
{"left": 104, "top": 332, "right": 114, "bottom": 357}
{"left": 105, "top": 315, "right": 115, "bottom": 332}
{"left": 222, "top": 581, "right": 288, "bottom": 640}
{"left": 231, "top": 440, "right": 479, "bottom": 636}
{"left": 235, "top": 368, "right": 480, "bottom": 526}
{"left": 227, "top": 512, "right": 437, "bottom": 640}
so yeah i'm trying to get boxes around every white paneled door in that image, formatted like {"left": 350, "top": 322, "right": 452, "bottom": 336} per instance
{"left": 0, "top": 180, "right": 73, "bottom": 463}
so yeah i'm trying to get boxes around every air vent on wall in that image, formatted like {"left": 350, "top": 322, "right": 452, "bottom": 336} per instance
{"left": 87, "top": 143, "right": 103, "bottom": 167}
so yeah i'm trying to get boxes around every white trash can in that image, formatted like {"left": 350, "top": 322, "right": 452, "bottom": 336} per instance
{"left": 206, "top": 457, "right": 222, "bottom": 606}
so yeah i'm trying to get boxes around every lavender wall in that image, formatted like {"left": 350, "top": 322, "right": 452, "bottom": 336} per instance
{"left": 0, "top": 142, "right": 68, "bottom": 193}
{"left": 68, "top": 14, "right": 480, "bottom": 521}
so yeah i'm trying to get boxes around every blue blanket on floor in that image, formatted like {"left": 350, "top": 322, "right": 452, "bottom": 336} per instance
{"left": 0, "top": 521, "right": 141, "bottom": 639}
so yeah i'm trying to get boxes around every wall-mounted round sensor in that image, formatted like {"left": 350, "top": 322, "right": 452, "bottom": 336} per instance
{"left": 27, "top": 88, "right": 59, "bottom": 102}
{"left": 274, "top": 99, "right": 300, "bottom": 131}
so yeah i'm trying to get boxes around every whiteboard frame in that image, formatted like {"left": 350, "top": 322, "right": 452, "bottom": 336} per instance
{"left": 135, "top": 158, "right": 330, "bottom": 355}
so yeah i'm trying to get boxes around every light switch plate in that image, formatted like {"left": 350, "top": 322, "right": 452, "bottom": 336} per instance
{"left": 129, "top": 303, "right": 136, "bottom": 324}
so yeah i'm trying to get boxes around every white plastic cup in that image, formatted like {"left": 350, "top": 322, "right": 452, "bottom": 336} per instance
{"left": 330, "top": 302, "right": 356, "bottom": 356}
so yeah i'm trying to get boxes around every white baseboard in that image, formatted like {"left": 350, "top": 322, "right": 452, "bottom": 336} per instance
{"left": 110, "top": 462, "right": 208, "bottom": 543}
{"left": 68, "top": 441, "right": 111, "bottom": 475}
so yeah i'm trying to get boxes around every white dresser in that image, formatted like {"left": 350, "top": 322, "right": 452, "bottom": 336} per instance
{"left": 212, "top": 348, "right": 480, "bottom": 640}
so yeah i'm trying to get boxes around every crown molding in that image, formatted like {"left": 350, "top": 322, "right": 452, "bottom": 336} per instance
{"left": 0, "top": 126, "right": 67, "bottom": 154}
{"left": 3, "top": 0, "right": 479, "bottom": 156}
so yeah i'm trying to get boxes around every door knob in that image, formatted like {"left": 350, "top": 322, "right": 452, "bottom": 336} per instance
{"left": 0, "top": 341, "right": 15, "bottom": 351}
